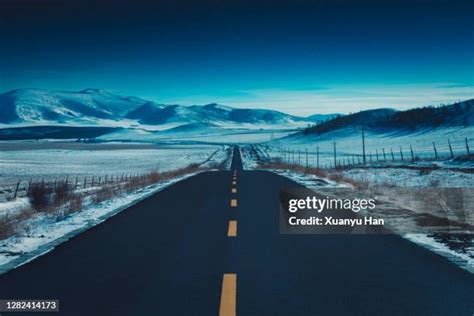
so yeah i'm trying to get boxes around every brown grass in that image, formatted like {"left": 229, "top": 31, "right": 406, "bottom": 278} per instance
{"left": 28, "top": 183, "right": 53, "bottom": 211}
{"left": 0, "top": 207, "right": 35, "bottom": 240}
{"left": 259, "top": 161, "right": 376, "bottom": 190}
{"left": 1, "top": 163, "right": 206, "bottom": 241}
{"left": 259, "top": 162, "right": 328, "bottom": 178}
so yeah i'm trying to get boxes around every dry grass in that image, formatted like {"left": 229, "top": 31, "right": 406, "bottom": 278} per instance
{"left": 0, "top": 216, "right": 17, "bottom": 240}
{"left": 259, "top": 162, "right": 328, "bottom": 178}
{"left": 259, "top": 161, "right": 377, "bottom": 190}
{"left": 0, "top": 207, "right": 35, "bottom": 240}
{"left": 1, "top": 163, "right": 206, "bottom": 241}
{"left": 28, "top": 183, "right": 53, "bottom": 211}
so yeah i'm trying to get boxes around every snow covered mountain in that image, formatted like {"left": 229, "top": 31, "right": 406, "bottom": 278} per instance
{"left": 0, "top": 88, "right": 148, "bottom": 124}
{"left": 0, "top": 89, "right": 315, "bottom": 127}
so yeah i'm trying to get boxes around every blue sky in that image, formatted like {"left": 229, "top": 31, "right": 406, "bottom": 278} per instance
{"left": 0, "top": 0, "right": 473, "bottom": 115}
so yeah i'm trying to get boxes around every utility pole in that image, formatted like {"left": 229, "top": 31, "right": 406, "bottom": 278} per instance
{"left": 305, "top": 148, "right": 308, "bottom": 168}
{"left": 362, "top": 127, "right": 366, "bottom": 164}
{"left": 317, "top": 146, "right": 320, "bottom": 168}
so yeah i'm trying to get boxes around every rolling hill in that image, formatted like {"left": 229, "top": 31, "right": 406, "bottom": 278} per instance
{"left": 0, "top": 89, "right": 319, "bottom": 127}
{"left": 302, "top": 100, "right": 474, "bottom": 135}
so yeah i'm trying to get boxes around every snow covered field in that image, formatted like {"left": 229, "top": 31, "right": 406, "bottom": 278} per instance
{"left": 266, "top": 126, "right": 474, "bottom": 168}
{"left": 342, "top": 167, "right": 473, "bottom": 187}
{"left": 0, "top": 142, "right": 229, "bottom": 202}
{"left": 97, "top": 126, "right": 293, "bottom": 144}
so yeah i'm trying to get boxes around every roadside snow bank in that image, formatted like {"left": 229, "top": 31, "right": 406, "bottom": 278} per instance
{"left": 405, "top": 233, "right": 474, "bottom": 274}
{"left": 343, "top": 167, "right": 474, "bottom": 187}
{"left": 265, "top": 169, "right": 347, "bottom": 189}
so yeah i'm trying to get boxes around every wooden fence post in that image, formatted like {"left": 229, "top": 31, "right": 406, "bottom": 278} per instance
{"left": 382, "top": 148, "right": 387, "bottom": 161}
{"left": 391, "top": 148, "right": 395, "bottom": 162}
{"left": 399, "top": 146, "right": 404, "bottom": 161}
{"left": 27, "top": 178, "right": 33, "bottom": 195}
{"left": 448, "top": 139, "right": 454, "bottom": 158}
{"left": 376, "top": 149, "right": 379, "bottom": 162}
{"left": 432, "top": 142, "right": 438, "bottom": 159}
{"left": 13, "top": 180, "right": 21, "bottom": 199}
{"left": 466, "top": 138, "right": 470, "bottom": 156}
{"left": 410, "top": 145, "right": 414, "bottom": 161}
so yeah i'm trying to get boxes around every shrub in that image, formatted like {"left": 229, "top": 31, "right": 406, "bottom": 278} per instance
{"left": 91, "top": 187, "right": 116, "bottom": 204}
{"left": 0, "top": 208, "right": 35, "bottom": 240}
{"left": 54, "top": 182, "right": 71, "bottom": 206}
{"left": 66, "top": 193, "right": 84, "bottom": 215}
{"left": 0, "top": 216, "right": 16, "bottom": 240}
{"left": 28, "top": 183, "right": 53, "bottom": 212}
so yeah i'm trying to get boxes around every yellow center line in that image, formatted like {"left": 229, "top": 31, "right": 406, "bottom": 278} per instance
{"left": 227, "top": 220, "right": 237, "bottom": 237}
{"left": 230, "top": 199, "right": 238, "bottom": 207}
{"left": 219, "top": 274, "right": 237, "bottom": 316}
{"left": 231, "top": 188, "right": 237, "bottom": 193}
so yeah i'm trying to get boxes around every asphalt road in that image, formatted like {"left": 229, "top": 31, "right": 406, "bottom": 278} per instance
{"left": 1, "top": 146, "right": 474, "bottom": 315}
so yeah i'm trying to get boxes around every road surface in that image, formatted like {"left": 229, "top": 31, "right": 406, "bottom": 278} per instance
{"left": 1, "top": 147, "right": 473, "bottom": 315}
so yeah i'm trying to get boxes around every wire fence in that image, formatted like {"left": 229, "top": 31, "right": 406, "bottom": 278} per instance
{"left": 267, "top": 135, "right": 472, "bottom": 169}
{"left": 5, "top": 172, "right": 155, "bottom": 202}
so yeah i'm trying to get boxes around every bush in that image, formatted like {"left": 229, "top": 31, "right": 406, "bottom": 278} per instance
{"left": 91, "top": 187, "right": 116, "bottom": 204}
{"left": 0, "top": 208, "right": 35, "bottom": 240}
{"left": 66, "top": 193, "right": 84, "bottom": 215}
{"left": 0, "top": 216, "right": 16, "bottom": 240}
{"left": 28, "top": 183, "right": 53, "bottom": 212}
{"left": 54, "top": 182, "right": 71, "bottom": 206}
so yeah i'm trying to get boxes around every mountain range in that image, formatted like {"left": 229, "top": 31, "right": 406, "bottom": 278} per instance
{"left": 2, "top": 88, "right": 472, "bottom": 142}
{"left": 0, "top": 88, "right": 323, "bottom": 127}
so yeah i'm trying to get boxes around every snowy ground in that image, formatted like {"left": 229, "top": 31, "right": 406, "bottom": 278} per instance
{"left": 97, "top": 126, "right": 294, "bottom": 144}
{"left": 0, "top": 172, "right": 203, "bottom": 274}
{"left": 342, "top": 167, "right": 473, "bottom": 188}
{"left": 405, "top": 234, "right": 474, "bottom": 274}
{"left": 266, "top": 126, "right": 474, "bottom": 168}
{"left": 0, "top": 142, "right": 229, "bottom": 202}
